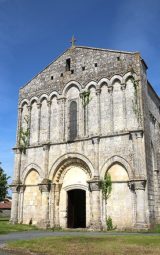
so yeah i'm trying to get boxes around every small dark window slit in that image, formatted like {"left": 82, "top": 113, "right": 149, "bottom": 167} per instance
{"left": 66, "top": 58, "right": 71, "bottom": 71}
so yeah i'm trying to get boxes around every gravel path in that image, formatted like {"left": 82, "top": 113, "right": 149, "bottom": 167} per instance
{"left": 0, "top": 230, "right": 160, "bottom": 245}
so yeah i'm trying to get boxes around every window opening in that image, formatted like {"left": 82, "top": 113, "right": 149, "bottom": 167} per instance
{"left": 69, "top": 101, "right": 77, "bottom": 140}
{"left": 66, "top": 58, "right": 71, "bottom": 71}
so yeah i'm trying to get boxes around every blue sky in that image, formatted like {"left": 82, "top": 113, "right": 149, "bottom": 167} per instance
{"left": 0, "top": 0, "right": 160, "bottom": 183}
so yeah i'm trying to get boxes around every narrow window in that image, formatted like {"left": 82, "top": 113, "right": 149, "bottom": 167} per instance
{"left": 94, "top": 63, "right": 97, "bottom": 67}
{"left": 66, "top": 58, "right": 71, "bottom": 71}
{"left": 51, "top": 76, "right": 53, "bottom": 80}
{"left": 69, "top": 101, "right": 77, "bottom": 140}
{"left": 82, "top": 66, "right": 85, "bottom": 71}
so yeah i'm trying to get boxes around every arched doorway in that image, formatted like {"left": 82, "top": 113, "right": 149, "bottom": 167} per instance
{"left": 67, "top": 189, "right": 86, "bottom": 228}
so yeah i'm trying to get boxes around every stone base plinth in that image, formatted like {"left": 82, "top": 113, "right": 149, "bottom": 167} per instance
{"left": 37, "top": 220, "right": 50, "bottom": 229}
{"left": 134, "top": 223, "right": 148, "bottom": 230}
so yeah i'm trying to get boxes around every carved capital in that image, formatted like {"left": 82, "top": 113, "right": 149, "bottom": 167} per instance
{"left": 18, "top": 107, "right": 23, "bottom": 113}
{"left": 39, "top": 179, "right": 51, "bottom": 192}
{"left": 47, "top": 100, "right": 51, "bottom": 107}
{"left": 19, "top": 185, "right": 26, "bottom": 193}
{"left": 10, "top": 180, "right": 22, "bottom": 193}
{"left": 108, "top": 86, "right": 113, "bottom": 93}
{"left": 121, "top": 83, "right": 126, "bottom": 91}
{"left": 43, "top": 143, "right": 50, "bottom": 151}
{"left": 96, "top": 88, "right": 101, "bottom": 95}
{"left": 27, "top": 105, "right": 31, "bottom": 112}
{"left": 130, "top": 131, "right": 143, "bottom": 140}
{"left": 57, "top": 97, "right": 66, "bottom": 105}
{"left": 37, "top": 103, "right": 41, "bottom": 109}
{"left": 92, "top": 136, "right": 100, "bottom": 145}
{"left": 134, "top": 180, "right": 146, "bottom": 190}
{"left": 13, "top": 147, "right": 22, "bottom": 154}
{"left": 88, "top": 177, "right": 100, "bottom": 191}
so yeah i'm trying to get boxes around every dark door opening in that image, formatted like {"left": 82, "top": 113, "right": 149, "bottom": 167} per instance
{"left": 67, "top": 189, "right": 86, "bottom": 228}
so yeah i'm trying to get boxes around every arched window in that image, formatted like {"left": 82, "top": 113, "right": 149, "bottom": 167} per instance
{"left": 69, "top": 101, "right": 77, "bottom": 140}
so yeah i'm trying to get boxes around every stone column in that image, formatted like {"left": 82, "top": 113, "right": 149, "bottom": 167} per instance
{"left": 43, "top": 144, "right": 50, "bottom": 178}
{"left": 19, "top": 185, "right": 26, "bottom": 223}
{"left": 121, "top": 83, "right": 127, "bottom": 129}
{"left": 88, "top": 137, "right": 102, "bottom": 229}
{"left": 54, "top": 183, "right": 62, "bottom": 227}
{"left": 47, "top": 100, "right": 51, "bottom": 142}
{"left": 108, "top": 86, "right": 113, "bottom": 133}
{"left": 96, "top": 88, "right": 101, "bottom": 135}
{"left": 37, "top": 103, "right": 41, "bottom": 144}
{"left": 50, "top": 184, "right": 55, "bottom": 228}
{"left": 134, "top": 180, "right": 147, "bottom": 228}
{"left": 38, "top": 180, "right": 51, "bottom": 228}
{"left": 10, "top": 184, "right": 20, "bottom": 224}
{"left": 10, "top": 148, "right": 22, "bottom": 224}
{"left": 27, "top": 105, "right": 31, "bottom": 145}
{"left": 16, "top": 107, "right": 22, "bottom": 145}
{"left": 130, "top": 131, "right": 145, "bottom": 178}
{"left": 58, "top": 97, "right": 66, "bottom": 142}
{"left": 88, "top": 179, "right": 102, "bottom": 230}
{"left": 92, "top": 137, "right": 100, "bottom": 177}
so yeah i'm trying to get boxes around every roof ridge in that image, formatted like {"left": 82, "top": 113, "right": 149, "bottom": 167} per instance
{"left": 75, "top": 45, "right": 139, "bottom": 54}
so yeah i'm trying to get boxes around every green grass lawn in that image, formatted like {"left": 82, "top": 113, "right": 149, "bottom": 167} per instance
{"left": 7, "top": 235, "right": 160, "bottom": 255}
{"left": 0, "top": 218, "right": 37, "bottom": 234}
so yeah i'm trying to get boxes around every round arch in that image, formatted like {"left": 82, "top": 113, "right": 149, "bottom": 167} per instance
{"left": 49, "top": 153, "right": 94, "bottom": 182}
{"left": 39, "top": 94, "right": 49, "bottom": 103}
{"left": 100, "top": 155, "right": 133, "bottom": 180}
{"left": 20, "top": 99, "right": 29, "bottom": 108}
{"left": 49, "top": 91, "right": 59, "bottom": 101}
{"left": 85, "top": 81, "right": 97, "bottom": 91}
{"left": 122, "top": 71, "right": 138, "bottom": 84}
{"left": 98, "top": 78, "right": 110, "bottom": 87}
{"left": 29, "top": 96, "right": 39, "bottom": 105}
{"left": 62, "top": 81, "right": 82, "bottom": 97}
{"left": 110, "top": 75, "right": 122, "bottom": 85}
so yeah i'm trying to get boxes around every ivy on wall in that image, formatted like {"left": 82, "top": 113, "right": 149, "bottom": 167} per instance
{"left": 100, "top": 173, "right": 112, "bottom": 201}
{"left": 18, "top": 115, "right": 30, "bottom": 154}
{"left": 80, "top": 90, "right": 92, "bottom": 108}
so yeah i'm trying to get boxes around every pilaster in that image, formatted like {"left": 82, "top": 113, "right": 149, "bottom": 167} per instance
{"left": 108, "top": 86, "right": 114, "bottom": 132}
{"left": 88, "top": 177, "right": 102, "bottom": 230}
{"left": 38, "top": 179, "right": 51, "bottom": 228}
{"left": 58, "top": 97, "right": 66, "bottom": 142}
{"left": 96, "top": 88, "right": 101, "bottom": 135}
{"left": 121, "top": 83, "right": 127, "bottom": 129}
{"left": 10, "top": 182, "right": 21, "bottom": 224}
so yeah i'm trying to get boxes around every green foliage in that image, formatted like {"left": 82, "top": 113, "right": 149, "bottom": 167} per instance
{"left": 106, "top": 216, "right": 113, "bottom": 230}
{"left": 0, "top": 163, "right": 10, "bottom": 201}
{"left": 80, "top": 90, "right": 91, "bottom": 107}
{"left": 19, "top": 115, "right": 30, "bottom": 154}
{"left": 0, "top": 219, "right": 38, "bottom": 234}
{"left": 100, "top": 173, "right": 112, "bottom": 201}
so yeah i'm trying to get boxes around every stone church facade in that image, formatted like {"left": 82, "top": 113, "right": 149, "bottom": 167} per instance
{"left": 11, "top": 45, "right": 160, "bottom": 230}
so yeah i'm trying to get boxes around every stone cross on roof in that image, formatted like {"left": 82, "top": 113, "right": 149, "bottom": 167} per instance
{"left": 70, "top": 35, "right": 76, "bottom": 47}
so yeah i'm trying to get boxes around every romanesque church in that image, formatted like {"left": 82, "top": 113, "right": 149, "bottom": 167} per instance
{"left": 11, "top": 43, "right": 160, "bottom": 230}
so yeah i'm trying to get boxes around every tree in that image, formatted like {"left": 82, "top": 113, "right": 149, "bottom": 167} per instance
{"left": 0, "top": 163, "right": 10, "bottom": 201}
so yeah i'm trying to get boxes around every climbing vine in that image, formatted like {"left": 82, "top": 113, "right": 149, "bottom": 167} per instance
{"left": 80, "top": 90, "right": 92, "bottom": 108}
{"left": 18, "top": 115, "right": 30, "bottom": 154}
{"left": 100, "top": 173, "right": 112, "bottom": 201}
